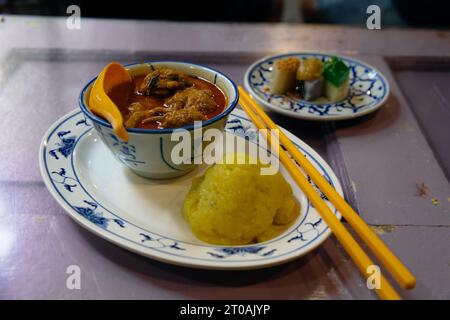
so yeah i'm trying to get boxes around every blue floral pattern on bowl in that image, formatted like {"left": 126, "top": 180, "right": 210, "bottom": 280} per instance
{"left": 244, "top": 53, "right": 389, "bottom": 121}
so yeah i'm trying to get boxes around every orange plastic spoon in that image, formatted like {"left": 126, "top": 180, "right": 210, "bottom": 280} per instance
{"left": 89, "top": 62, "right": 131, "bottom": 141}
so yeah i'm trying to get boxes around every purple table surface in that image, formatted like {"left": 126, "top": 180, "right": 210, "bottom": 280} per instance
{"left": 0, "top": 16, "right": 450, "bottom": 300}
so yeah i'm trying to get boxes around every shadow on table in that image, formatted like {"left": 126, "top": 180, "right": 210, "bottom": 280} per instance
{"left": 72, "top": 222, "right": 360, "bottom": 299}
{"left": 260, "top": 94, "right": 401, "bottom": 163}
{"left": 78, "top": 223, "right": 308, "bottom": 285}
{"left": 273, "top": 93, "right": 401, "bottom": 138}
{"left": 332, "top": 93, "right": 401, "bottom": 136}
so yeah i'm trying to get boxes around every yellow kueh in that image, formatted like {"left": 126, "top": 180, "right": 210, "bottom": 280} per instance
{"left": 183, "top": 153, "right": 299, "bottom": 245}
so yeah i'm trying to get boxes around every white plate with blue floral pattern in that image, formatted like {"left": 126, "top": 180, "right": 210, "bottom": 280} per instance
{"left": 39, "top": 108, "right": 342, "bottom": 270}
{"left": 244, "top": 53, "right": 389, "bottom": 121}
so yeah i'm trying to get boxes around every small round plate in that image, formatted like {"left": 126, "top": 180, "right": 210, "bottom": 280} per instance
{"left": 244, "top": 52, "right": 389, "bottom": 121}
{"left": 39, "top": 108, "right": 342, "bottom": 270}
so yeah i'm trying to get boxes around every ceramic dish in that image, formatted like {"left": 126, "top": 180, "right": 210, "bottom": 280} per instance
{"left": 39, "top": 108, "right": 342, "bottom": 269}
{"left": 80, "top": 61, "right": 238, "bottom": 179}
{"left": 244, "top": 52, "right": 389, "bottom": 121}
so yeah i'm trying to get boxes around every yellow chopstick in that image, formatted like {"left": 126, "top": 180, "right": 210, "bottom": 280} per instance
{"left": 238, "top": 89, "right": 401, "bottom": 300}
{"left": 238, "top": 87, "right": 415, "bottom": 290}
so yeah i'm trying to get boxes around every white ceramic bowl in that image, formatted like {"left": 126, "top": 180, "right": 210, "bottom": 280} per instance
{"left": 79, "top": 61, "right": 239, "bottom": 179}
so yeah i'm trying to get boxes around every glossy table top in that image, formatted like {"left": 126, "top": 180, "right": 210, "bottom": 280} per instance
{"left": 0, "top": 15, "right": 449, "bottom": 299}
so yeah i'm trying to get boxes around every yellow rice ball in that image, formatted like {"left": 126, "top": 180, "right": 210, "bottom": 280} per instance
{"left": 183, "top": 154, "right": 299, "bottom": 245}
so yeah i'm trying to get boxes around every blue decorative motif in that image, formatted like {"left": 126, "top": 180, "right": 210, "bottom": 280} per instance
{"left": 207, "top": 246, "right": 276, "bottom": 259}
{"left": 51, "top": 168, "right": 77, "bottom": 192}
{"left": 226, "top": 118, "right": 258, "bottom": 141}
{"left": 246, "top": 53, "right": 388, "bottom": 118}
{"left": 108, "top": 134, "right": 145, "bottom": 166}
{"left": 306, "top": 174, "right": 329, "bottom": 202}
{"left": 49, "top": 131, "right": 76, "bottom": 159}
{"left": 74, "top": 200, "right": 109, "bottom": 229}
{"left": 288, "top": 218, "right": 322, "bottom": 243}
{"left": 75, "top": 115, "right": 91, "bottom": 127}
{"left": 113, "top": 219, "right": 125, "bottom": 228}
{"left": 139, "top": 233, "right": 185, "bottom": 250}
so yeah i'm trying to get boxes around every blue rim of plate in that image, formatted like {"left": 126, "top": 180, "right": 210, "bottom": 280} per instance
{"left": 39, "top": 109, "right": 342, "bottom": 269}
{"left": 79, "top": 60, "right": 239, "bottom": 134}
{"left": 244, "top": 52, "right": 390, "bottom": 121}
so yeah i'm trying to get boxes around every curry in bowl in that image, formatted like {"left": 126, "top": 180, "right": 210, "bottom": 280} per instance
{"left": 107, "top": 66, "right": 227, "bottom": 130}
{"left": 79, "top": 61, "right": 238, "bottom": 179}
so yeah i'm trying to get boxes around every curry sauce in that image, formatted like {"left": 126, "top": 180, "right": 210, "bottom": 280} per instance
{"left": 108, "top": 68, "right": 226, "bottom": 130}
